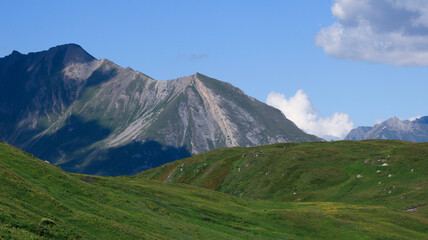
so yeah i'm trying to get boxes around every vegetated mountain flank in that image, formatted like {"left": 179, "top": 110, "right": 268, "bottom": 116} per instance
{"left": 141, "top": 140, "right": 428, "bottom": 209}
{"left": 345, "top": 116, "right": 428, "bottom": 142}
{"left": 0, "top": 44, "right": 321, "bottom": 176}
{"left": 1, "top": 141, "right": 427, "bottom": 239}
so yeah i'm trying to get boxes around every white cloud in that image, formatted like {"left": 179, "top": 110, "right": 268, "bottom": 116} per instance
{"left": 374, "top": 118, "right": 383, "bottom": 125}
{"left": 316, "top": 0, "right": 428, "bottom": 66}
{"left": 266, "top": 90, "right": 354, "bottom": 140}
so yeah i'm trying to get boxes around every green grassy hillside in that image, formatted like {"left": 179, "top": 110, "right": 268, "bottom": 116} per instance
{"left": 142, "top": 140, "right": 428, "bottom": 211}
{"left": 1, "top": 141, "right": 427, "bottom": 239}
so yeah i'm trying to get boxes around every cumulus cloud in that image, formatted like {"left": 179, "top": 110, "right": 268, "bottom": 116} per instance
{"left": 316, "top": 0, "right": 428, "bottom": 66}
{"left": 266, "top": 90, "right": 354, "bottom": 140}
{"left": 374, "top": 118, "right": 384, "bottom": 125}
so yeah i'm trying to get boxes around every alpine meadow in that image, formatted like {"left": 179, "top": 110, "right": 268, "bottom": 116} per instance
{"left": 1, "top": 1, "right": 428, "bottom": 239}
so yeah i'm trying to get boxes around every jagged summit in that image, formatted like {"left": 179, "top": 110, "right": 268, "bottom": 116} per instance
{"left": 0, "top": 44, "right": 320, "bottom": 176}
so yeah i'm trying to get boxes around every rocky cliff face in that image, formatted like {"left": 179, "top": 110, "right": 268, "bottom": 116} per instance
{"left": 0, "top": 44, "right": 321, "bottom": 175}
{"left": 345, "top": 117, "right": 428, "bottom": 143}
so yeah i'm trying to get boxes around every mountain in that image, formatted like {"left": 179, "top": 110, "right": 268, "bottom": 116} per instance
{"left": 0, "top": 44, "right": 321, "bottom": 176}
{"left": 1, "top": 141, "right": 427, "bottom": 239}
{"left": 345, "top": 116, "right": 428, "bottom": 142}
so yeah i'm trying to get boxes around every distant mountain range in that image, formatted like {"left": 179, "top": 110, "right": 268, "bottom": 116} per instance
{"left": 0, "top": 44, "right": 320, "bottom": 176}
{"left": 345, "top": 116, "right": 428, "bottom": 142}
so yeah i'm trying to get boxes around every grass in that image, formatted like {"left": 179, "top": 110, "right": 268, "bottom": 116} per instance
{"left": 142, "top": 140, "right": 428, "bottom": 210}
{"left": 0, "top": 140, "right": 427, "bottom": 239}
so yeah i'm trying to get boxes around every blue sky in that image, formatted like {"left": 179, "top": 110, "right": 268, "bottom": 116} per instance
{"left": 2, "top": 0, "right": 427, "bottom": 139}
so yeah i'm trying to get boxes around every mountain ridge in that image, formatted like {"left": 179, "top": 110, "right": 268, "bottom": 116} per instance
{"left": 0, "top": 44, "right": 321, "bottom": 175}
{"left": 345, "top": 116, "right": 428, "bottom": 142}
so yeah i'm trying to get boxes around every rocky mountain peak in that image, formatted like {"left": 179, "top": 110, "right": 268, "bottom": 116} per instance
{"left": 384, "top": 116, "right": 400, "bottom": 124}
{"left": 384, "top": 116, "right": 406, "bottom": 128}
{"left": 0, "top": 44, "right": 321, "bottom": 176}
{"left": 44, "top": 43, "right": 96, "bottom": 65}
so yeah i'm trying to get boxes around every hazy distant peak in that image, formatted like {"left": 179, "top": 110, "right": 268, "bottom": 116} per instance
{"left": 385, "top": 116, "right": 400, "bottom": 123}
{"left": 345, "top": 115, "right": 428, "bottom": 142}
